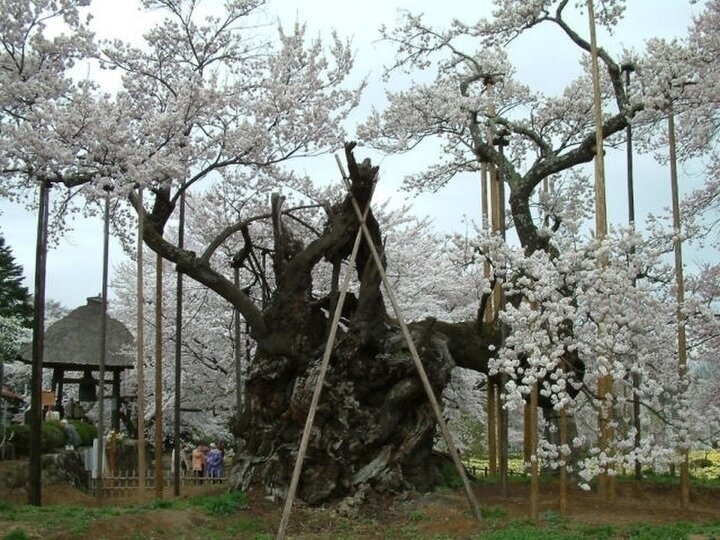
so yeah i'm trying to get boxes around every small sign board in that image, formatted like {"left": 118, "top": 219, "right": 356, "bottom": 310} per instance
{"left": 41, "top": 390, "right": 56, "bottom": 407}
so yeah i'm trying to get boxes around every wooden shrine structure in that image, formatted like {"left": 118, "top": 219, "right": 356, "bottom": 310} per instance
{"left": 19, "top": 296, "right": 135, "bottom": 430}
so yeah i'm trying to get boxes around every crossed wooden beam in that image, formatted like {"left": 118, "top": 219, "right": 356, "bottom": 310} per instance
{"left": 276, "top": 149, "right": 482, "bottom": 539}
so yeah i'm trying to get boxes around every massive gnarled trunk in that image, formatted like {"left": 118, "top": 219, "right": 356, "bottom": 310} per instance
{"left": 233, "top": 320, "right": 462, "bottom": 503}
{"left": 225, "top": 144, "right": 494, "bottom": 503}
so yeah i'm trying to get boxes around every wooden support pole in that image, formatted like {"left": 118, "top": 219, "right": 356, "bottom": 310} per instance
{"left": 173, "top": 190, "right": 185, "bottom": 497}
{"left": 524, "top": 400, "right": 532, "bottom": 466}
{"left": 112, "top": 371, "right": 121, "bottom": 431}
{"left": 96, "top": 189, "right": 111, "bottom": 504}
{"left": 481, "top": 76, "right": 502, "bottom": 478}
{"left": 29, "top": 179, "right": 50, "bottom": 506}
{"left": 668, "top": 108, "right": 690, "bottom": 509}
{"left": 136, "top": 188, "right": 147, "bottom": 491}
{"left": 559, "top": 408, "right": 568, "bottom": 514}
{"left": 494, "top": 128, "right": 510, "bottom": 499}
{"left": 587, "top": 0, "right": 614, "bottom": 500}
{"left": 530, "top": 383, "right": 539, "bottom": 521}
{"left": 154, "top": 252, "right": 164, "bottom": 499}
{"left": 587, "top": 0, "right": 608, "bottom": 241}
{"left": 487, "top": 380, "right": 498, "bottom": 476}
{"left": 498, "top": 379, "right": 509, "bottom": 497}
{"left": 482, "top": 159, "right": 497, "bottom": 476}
{"left": 234, "top": 266, "right": 242, "bottom": 418}
{"left": 622, "top": 62, "right": 643, "bottom": 483}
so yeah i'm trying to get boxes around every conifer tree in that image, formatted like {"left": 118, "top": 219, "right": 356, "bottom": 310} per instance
{"left": 0, "top": 233, "right": 32, "bottom": 327}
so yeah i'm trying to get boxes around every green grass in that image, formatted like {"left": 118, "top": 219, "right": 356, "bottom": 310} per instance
{"left": 3, "top": 529, "right": 30, "bottom": 540}
{"left": 1, "top": 484, "right": 720, "bottom": 539}
{"left": 473, "top": 520, "right": 720, "bottom": 540}
{"left": 191, "top": 490, "right": 247, "bottom": 515}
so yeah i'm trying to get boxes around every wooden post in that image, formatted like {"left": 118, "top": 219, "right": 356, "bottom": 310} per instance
{"left": 173, "top": 190, "right": 185, "bottom": 497}
{"left": 234, "top": 266, "right": 243, "bottom": 417}
{"left": 487, "top": 380, "right": 498, "bottom": 476}
{"left": 559, "top": 408, "right": 568, "bottom": 514}
{"left": 29, "top": 179, "right": 50, "bottom": 506}
{"left": 494, "top": 128, "right": 510, "bottom": 498}
{"left": 154, "top": 252, "right": 164, "bottom": 499}
{"left": 622, "top": 62, "right": 643, "bottom": 482}
{"left": 524, "top": 400, "right": 532, "bottom": 466}
{"left": 668, "top": 108, "right": 690, "bottom": 509}
{"left": 530, "top": 383, "right": 539, "bottom": 521}
{"left": 112, "top": 371, "right": 121, "bottom": 431}
{"left": 136, "top": 187, "right": 147, "bottom": 491}
{"left": 587, "top": 0, "right": 614, "bottom": 500}
{"left": 482, "top": 159, "right": 497, "bottom": 475}
{"left": 481, "top": 77, "right": 499, "bottom": 474}
{"left": 97, "top": 188, "right": 112, "bottom": 504}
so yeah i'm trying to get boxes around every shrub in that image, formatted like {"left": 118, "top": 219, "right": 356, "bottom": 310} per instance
{"left": 192, "top": 491, "right": 247, "bottom": 516}
{"left": 42, "top": 420, "right": 65, "bottom": 450}
{"left": 7, "top": 420, "right": 78, "bottom": 455}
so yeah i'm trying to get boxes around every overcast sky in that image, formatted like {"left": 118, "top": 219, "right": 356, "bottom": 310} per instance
{"left": 0, "top": 0, "right": 706, "bottom": 310}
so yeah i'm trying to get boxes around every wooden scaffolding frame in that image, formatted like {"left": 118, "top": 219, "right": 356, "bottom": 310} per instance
{"left": 276, "top": 154, "right": 483, "bottom": 539}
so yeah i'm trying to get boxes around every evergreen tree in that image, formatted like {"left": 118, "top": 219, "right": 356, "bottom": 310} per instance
{"left": 0, "top": 233, "right": 32, "bottom": 327}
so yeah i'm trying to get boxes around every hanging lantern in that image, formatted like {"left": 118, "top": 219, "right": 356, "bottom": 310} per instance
{"left": 79, "top": 370, "right": 97, "bottom": 402}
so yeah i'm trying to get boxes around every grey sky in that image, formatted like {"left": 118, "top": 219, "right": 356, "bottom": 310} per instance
{"left": 0, "top": 0, "right": 705, "bottom": 310}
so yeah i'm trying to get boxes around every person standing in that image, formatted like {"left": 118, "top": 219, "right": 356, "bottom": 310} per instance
{"left": 206, "top": 443, "right": 223, "bottom": 482}
{"left": 60, "top": 419, "right": 81, "bottom": 450}
{"left": 191, "top": 445, "right": 206, "bottom": 483}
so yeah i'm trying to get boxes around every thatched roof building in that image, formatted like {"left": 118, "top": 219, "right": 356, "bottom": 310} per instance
{"left": 19, "top": 296, "right": 135, "bottom": 430}
{"left": 34, "top": 296, "right": 135, "bottom": 370}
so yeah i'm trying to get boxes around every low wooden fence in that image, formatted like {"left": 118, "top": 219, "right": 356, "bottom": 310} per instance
{"left": 87, "top": 470, "right": 228, "bottom": 497}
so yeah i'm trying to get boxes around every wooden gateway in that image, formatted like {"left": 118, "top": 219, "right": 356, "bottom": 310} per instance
{"left": 19, "top": 296, "right": 135, "bottom": 431}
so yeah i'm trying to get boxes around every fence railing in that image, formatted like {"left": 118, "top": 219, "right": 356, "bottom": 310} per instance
{"left": 87, "top": 470, "right": 228, "bottom": 497}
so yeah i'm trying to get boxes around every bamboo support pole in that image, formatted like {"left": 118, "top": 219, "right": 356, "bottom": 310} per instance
{"left": 587, "top": 0, "right": 614, "bottom": 500}
{"left": 668, "top": 109, "right": 690, "bottom": 509}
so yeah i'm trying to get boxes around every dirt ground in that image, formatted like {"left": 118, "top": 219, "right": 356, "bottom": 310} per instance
{"left": 1, "top": 458, "right": 720, "bottom": 539}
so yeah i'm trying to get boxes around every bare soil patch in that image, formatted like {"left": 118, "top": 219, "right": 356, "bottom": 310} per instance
{"left": 1, "top": 458, "right": 719, "bottom": 539}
